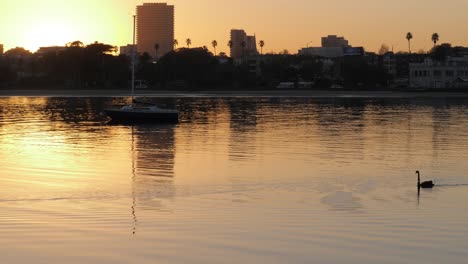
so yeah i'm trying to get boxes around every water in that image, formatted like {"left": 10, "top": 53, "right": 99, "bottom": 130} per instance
{"left": 1, "top": 96, "right": 468, "bottom": 263}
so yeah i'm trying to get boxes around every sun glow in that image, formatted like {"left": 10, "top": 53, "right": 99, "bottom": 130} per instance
{"left": 1, "top": 0, "right": 468, "bottom": 54}
{"left": 23, "top": 22, "right": 75, "bottom": 51}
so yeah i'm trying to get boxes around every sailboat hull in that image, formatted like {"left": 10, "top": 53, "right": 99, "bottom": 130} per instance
{"left": 104, "top": 109, "right": 179, "bottom": 124}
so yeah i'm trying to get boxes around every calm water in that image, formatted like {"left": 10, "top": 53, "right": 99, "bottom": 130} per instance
{"left": 1, "top": 97, "right": 468, "bottom": 264}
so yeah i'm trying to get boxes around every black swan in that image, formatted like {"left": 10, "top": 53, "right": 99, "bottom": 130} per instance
{"left": 416, "top": 171, "right": 435, "bottom": 188}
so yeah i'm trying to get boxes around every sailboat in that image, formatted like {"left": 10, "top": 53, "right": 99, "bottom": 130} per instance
{"left": 105, "top": 15, "right": 179, "bottom": 124}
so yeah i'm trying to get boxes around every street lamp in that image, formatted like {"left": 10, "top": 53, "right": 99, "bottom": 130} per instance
{"left": 306, "top": 41, "right": 314, "bottom": 48}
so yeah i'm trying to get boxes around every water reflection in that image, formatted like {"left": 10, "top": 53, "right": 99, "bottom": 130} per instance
{"left": 132, "top": 124, "right": 176, "bottom": 208}
{"left": 0, "top": 97, "right": 468, "bottom": 264}
{"left": 228, "top": 99, "right": 258, "bottom": 161}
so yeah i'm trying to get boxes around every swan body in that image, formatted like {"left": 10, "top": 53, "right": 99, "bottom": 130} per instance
{"left": 416, "top": 171, "right": 435, "bottom": 188}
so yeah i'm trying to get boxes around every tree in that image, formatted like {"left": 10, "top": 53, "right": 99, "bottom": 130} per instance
{"left": 66, "top": 41, "right": 84, "bottom": 48}
{"left": 186, "top": 38, "right": 192, "bottom": 48}
{"left": 378, "top": 44, "right": 390, "bottom": 55}
{"left": 155, "top": 48, "right": 219, "bottom": 87}
{"left": 406, "top": 32, "right": 413, "bottom": 54}
{"left": 173, "top": 39, "right": 178, "bottom": 49}
{"left": 430, "top": 43, "right": 453, "bottom": 61}
{"left": 432, "top": 33, "right": 440, "bottom": 48}
{"left": 241, "top": 40, "right": 246, "bottom": 57}
{"left": 154, "top": 43, "right": 160, "bottom": 60}
{"left": 211, "top": 40, "right": 218, "bottom": 56}
{"left": 4, "top": 47, "right": 32, "bottom": 57}
{"left": 259, "top": 40, "right": 265, "bottom": 55}
{"left": 228, "top": 40, "right": 233, "bottom": 56}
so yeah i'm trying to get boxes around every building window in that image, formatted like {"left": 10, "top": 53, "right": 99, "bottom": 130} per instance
{"left": 446, "top": 70, "right": 454, "bottom": 77}
{"left": 434, "top": 70, "right": 442, "bottom": 77}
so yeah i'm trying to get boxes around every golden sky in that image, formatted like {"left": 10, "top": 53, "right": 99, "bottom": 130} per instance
{"left": 1, "top": 0, "right": 468, "bottom": 54}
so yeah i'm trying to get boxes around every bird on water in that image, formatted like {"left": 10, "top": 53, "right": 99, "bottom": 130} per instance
{"left": 416, "top": 171, "right": 435, "bottom": 188}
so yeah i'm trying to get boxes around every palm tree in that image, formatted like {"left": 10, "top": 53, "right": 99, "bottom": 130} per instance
{"left": 173, "top": 39, "right": 178, "bottom": 49}
{"left": 432, "top": 33, "right": 439, "bottom": 48}
{"left": 241, "top": 40, "right": 246, "bottom": 57}
{"left": 259, "top": 40, "right": 265, "bottom": 55}
{"left": 227, "top": 41, "right": 233, "bottom": 57}
{"left": 186, "top": 38, "right": 192, "bottom": 48}
{"left": 211, "top": 40, "right": 218, "bottom": 56}
{"left": 154, "top": 43, "right": 160, "bottom": 60}
{"left": 406, "top": 32, "right": 413, "bottom": 54}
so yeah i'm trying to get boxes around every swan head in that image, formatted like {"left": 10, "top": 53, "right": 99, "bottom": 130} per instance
{"left": 415, "top": 170, "right": 420, "bottom": 175}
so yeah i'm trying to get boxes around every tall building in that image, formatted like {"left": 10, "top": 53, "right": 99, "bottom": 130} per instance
{"left": 321, "top": 35, "right": 350, "bottom": 48}
{"left": 136, "top": 3, "right": 174, "bottom": 59}
{"left": 230, "top": 29, "right": 258, "bottom": 59}
{"left": 0, "top": 44, "right": 4, "bottom": 56}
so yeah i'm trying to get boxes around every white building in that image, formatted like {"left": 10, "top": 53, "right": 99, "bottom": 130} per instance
{"left": 409, "top": 56, "right": 468, "bottom": 89}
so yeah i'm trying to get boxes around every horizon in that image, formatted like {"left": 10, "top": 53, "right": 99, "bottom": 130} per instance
{"left": 1, "top": 0, "right": 468, "bottom": 54}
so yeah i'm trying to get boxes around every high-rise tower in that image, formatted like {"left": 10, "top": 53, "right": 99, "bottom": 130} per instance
{"left": 136, "top": 3, "right": 174, "bottom": 59}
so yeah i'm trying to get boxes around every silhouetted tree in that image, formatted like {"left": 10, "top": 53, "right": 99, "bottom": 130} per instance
{"left": 66, "top": 41, "right": 84, "bottom": 48}
{"left": 430, "top": 43, "right": 453, "bottom": 61}
{"left": 228, "top": 40, "right": 233, "bottom": 56}
{"left": 378, "top": 44, "right": 390, "bottom": 55}
{"left": 241, "top": 40, "right": 246, "bottom": 57}
{"left": 4, "top": 47, "right": 32, "bottom": 57}
{"left": 211, "top": 40, "right": 218, "bottom": 56}
{"left": 432, "top": 33, "right": 439, "bottom": 48}
{"left": 186, "top": 38, "right": 192, "bottom": 48}
{"left": 155, "top": 48, "right": 219, "bottom": 87}
{"left": 259, "top": 40, "right": 265, "bottom": 55}
{"left": 406, "top": 32, "right": 413, "bottom": 54}
{"left": 300, "top": 59, "right": 323, "bottom": 81}
{"left": 154, "top": 43, "right": 160, "bottom": 60}
{"left": 173, "top": 39, "right": 178, "bottom": 49}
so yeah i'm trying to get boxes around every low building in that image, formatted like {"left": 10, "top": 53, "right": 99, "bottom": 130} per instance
{"left": 299, "top": 47, "right": 344, "bottom": 58}
{"left": 322, "top": 35, "right": 350, "bottom": 48}
{"left": 409, "top": 56, "right": 468, "bottom": 88}
{"left": 36, "top": 46, "right": 66, "bottom": 57}
{"left": 299, "top": 35, "right": 362, "bottom": 59}
{"left": 120, "top": 44, "right": 137, "bottom": 57}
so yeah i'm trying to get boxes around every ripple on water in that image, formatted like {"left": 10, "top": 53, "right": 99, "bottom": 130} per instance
{"left": 0, "top": 97, "right": 468, "bottom": 263}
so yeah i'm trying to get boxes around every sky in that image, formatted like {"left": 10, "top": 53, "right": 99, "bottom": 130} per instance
{"left": 1, "top": 0, "right": 468, "bottom": 54}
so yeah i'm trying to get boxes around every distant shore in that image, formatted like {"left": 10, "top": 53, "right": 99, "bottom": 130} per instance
{"left": 1, "top": 88, "right": 468, "bottom": 98}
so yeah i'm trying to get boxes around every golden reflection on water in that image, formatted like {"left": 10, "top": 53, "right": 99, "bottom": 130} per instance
{"left": 0, "top": 97, "right": 468, "bottom": 264}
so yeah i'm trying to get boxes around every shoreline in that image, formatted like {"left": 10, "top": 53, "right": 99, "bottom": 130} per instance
{"left": 1, "top": 89, "right": 468, "bottom": 98}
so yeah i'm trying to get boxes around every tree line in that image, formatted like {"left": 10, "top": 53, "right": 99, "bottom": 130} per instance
{"left": 1, "top": 40, "right": 467, "bottom": 90}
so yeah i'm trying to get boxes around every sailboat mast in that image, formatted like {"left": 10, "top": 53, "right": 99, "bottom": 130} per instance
{"left": 131, "top": 15, "right": 136, "bottom": 102}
